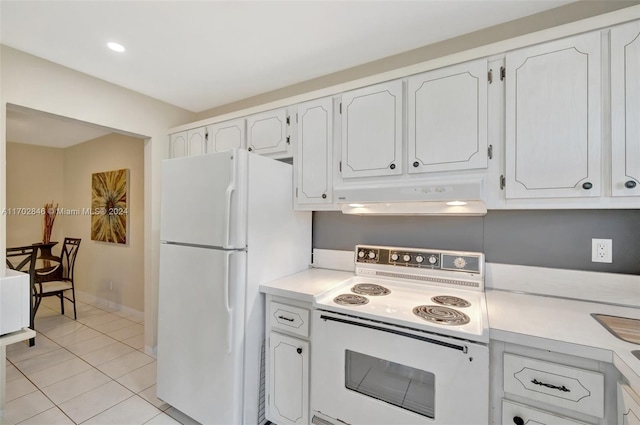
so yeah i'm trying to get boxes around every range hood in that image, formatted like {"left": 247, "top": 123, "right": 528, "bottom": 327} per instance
{"left": 334, "top": 180, "right": 487, "bottom": 216}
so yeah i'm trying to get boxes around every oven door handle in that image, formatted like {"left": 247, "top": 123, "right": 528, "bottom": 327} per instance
{"left": 320, "top": 313, "right": 469, "bottom": 354}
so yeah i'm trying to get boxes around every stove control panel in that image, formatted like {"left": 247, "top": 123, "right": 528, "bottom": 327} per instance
{"left": 355, "top": 245, "right": 481, "bottom": 273}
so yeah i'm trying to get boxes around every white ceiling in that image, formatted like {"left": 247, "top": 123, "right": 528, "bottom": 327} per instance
{"left": 5, "top": 107, "right": 113, "bottom": 148}
{"left": 0, "top": 0, "right": 574, "bottom": 115}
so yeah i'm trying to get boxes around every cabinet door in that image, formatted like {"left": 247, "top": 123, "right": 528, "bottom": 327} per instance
{"left": 187, "top": 127, "right": 206, "bottom": 157}
{"left": 408, "top": 59, "right": 488, "bottom": 174}
{"left": 268, "top": 332, "right": 309, "bottom": 425}
{"left": 247, "top": 108, "right": 291, "bottom": 158}
{"left": 207, "top": 119, "right": 245, "bottom": 153}
{"left": 611, "top": 20, "right": 640, "bottom": 197}
{"left": 296, "top": 97, "right": 333, "bottom": 205}
{"left": 341, "top": 80, "right": 403, "bottom": 178}
{"left": 505, "top": 31, "right": 601, "bottom": 199}
{"left": 170, "top": 132, "right": 188, "bottom": 159}
{"left": 619, "top": 384, "right": 640, "bottom": 425}
{"left": 502, "top": 400, "right": 588, "bottom": 425}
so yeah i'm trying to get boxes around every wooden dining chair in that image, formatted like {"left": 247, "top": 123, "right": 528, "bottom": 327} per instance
{"left": 34, "top": 237, "right": 81, "bottom": 320}
{"left": 6, "top": 245, "right": 38, "bottom": 346}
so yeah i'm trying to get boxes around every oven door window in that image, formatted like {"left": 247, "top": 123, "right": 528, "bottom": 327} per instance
{"left": 345, "top": 350, "right": 435, "bottom": 419}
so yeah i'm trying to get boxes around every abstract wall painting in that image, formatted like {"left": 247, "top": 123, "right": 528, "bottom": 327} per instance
{"left": 91, "top": 169, "right": 129, "bottom": 244}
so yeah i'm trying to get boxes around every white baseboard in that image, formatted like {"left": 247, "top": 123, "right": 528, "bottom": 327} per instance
{"left": 75, "top": 290, "right": 145, "bottom": 322}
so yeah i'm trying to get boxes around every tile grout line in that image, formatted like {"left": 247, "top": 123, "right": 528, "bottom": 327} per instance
{"left": 7, "top": 301, "right": 167, "bottom": 425}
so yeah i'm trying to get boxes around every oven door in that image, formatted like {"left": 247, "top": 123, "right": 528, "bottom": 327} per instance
{"left": 311, "top": 310, "right": 488, "bottom": 425}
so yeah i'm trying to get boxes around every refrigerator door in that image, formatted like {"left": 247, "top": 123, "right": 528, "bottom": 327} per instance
{"left": 157, "top": 243, "right": 247, "bottom": 425}
{"left": 160, "top": 149, "right": 247, "bottom": 249}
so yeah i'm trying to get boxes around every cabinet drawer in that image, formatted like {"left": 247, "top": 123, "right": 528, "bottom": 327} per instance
{"left": 503, "top": 353, "right": 604, "bottom": 418}
{"left": 502, "top": 399, "right": 588, "bottom": 425}
{"left": 269, "top": 301, "right": 309, "bottom": 338}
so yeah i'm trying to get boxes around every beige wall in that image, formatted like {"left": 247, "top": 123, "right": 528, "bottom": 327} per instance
{"left": 1, "top": 45, "right": 196, "bottom": 352}
{"left": 63, "top": 134, "right": 145, "bottom": 312}
{"left": 5, "top": 142, "right": 64, "bottom": 247}
{"left": 6, "top": 135, "right": 145, "bottom": 312}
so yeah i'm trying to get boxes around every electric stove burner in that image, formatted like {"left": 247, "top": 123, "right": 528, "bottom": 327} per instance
{"left": 351, "top": 283, "right": 391, "bottom": 296}
{"left": 334, "top": 294, "right": 369, "bottom": 306}
{"left": 431, "top": 295, "right": 471, "bottom": 308}
{"left": 413, "top": 305, "right": 470, "bottom": 325}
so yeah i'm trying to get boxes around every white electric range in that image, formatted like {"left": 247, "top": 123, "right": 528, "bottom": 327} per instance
{"left": 311, "top": 245, "right": 489, "bottom": 425}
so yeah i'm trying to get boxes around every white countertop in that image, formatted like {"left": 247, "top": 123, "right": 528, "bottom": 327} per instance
{"left": 259, "top": 268, "right": 353, "bottom": 303}
{"left": 486, "top": 289, "right": 640, "bottom": 392}
{"left": 260, "top": 265, "right": 640, "bottom": 394}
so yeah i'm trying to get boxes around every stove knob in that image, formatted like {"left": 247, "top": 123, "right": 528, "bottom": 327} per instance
{"left": 415, "top": 255, "right": 424, "bottom": 263}
{"left": 403, "top": 254, "right": 411, "bottom": 262}
{"left": 358, "top": 251, "right": 365, "bottom": 258}
{"left": 428, "top": 255, "right": 438, "bottom": 265}
{"left": 368, "top": 251, "right": 376, "bottom": 259}
{"left": 391, "top": 253, "right": 399, "bottom": 261}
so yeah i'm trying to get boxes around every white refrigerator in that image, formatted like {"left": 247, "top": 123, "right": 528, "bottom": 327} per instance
{"left": 157, "top": 149, "right": 311, "bottom": 425}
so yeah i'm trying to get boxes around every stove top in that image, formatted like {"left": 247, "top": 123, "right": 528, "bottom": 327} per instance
{"left": 313, "top": 245, "right": 489, "bottom": 343}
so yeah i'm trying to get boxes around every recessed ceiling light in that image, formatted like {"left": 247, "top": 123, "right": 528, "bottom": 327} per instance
{"left": 107, "top": 42, "right": 125, "bottom": 53}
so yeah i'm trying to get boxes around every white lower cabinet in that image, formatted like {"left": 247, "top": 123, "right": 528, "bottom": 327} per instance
{"left": 502, "top": 400, "right": 588, "bottom": 425}
{"left": 265, "top": 295, "right": 310, "bottom": 425}
{"left": 619, "top": 384, "right": 640, "bottom": 425}
{"left": 503, "top": 353, "right": 604, "bottom": 418}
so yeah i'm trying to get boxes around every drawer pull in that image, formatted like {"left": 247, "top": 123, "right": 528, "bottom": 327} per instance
{"left": 531, "top": 378, "right": 570, "bottom": 393}
{"left": 278, "top": 315, "right": 294, "bottom": 322}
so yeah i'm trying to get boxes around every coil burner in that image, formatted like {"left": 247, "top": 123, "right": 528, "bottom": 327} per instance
{"left": 351, "top": 283, "right": 391, "bottom": 296}
{"left": 334, "top": 294, "right": 369, "bottom": 306}
{"left": 431, "top": 295, "right": 471, "bottom": 308}
{"left": 413, "top": 305, "right": 470, "bottom": 326}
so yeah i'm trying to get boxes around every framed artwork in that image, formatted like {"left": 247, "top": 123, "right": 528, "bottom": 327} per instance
{"left": 91, "top": 168, "right": 129, "bottom": 244}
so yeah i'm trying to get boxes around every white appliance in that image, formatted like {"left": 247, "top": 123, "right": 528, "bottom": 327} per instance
{"left": 157, "top": 149, "right": 311, "bottom": 425}
{"left": 0, "top": 269, "right": 31, "bottom": 336}
{"left": 312, "top": 245, "right": 489, "bottom": 425}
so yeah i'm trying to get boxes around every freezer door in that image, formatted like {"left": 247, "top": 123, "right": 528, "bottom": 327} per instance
{"left": 160, "top": 150, "right": 247, "bottom": 248}
{"left": 157, "top": 243, "right": 247, "bottom": 425}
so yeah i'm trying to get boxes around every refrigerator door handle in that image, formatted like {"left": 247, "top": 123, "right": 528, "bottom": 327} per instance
{"left": 224, "top": 251, "right": 233, "bottom": 353}
{"left": 224, "top": 183, "right": 236, "bottom": 249}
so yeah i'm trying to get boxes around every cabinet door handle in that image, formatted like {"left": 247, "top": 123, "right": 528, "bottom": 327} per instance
{"left": 625, "top": 180, "right": 637, "bottom": 189}
{"left": 582, "top": 182, "right": 593, "bottom": 190}
{"left": 531, "top": 378, "right": 570, "bottom": 392}
{"left": 413, "top": 161, "right": 419, "bottom": 168}
{"left": 278, "top": 315, "right": 294, "bottom": 322}
{"left": 513, "top": 416, "right": 524, "bottom": 425}
{"left": 389, "top": 163, "right": 396, "bottom": 170}
{"left": 297, "top": 347, "right": 303, "bottom": 354}
{"left": 322, "top": 193, "right": 327, "bottom": 199}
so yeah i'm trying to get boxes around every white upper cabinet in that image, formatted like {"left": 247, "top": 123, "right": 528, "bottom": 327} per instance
{"left": 611, "top": 20, "right": 640, "bottom": 197}
{"left": 170, "top": 132, "right": 188, "bottom": 159}
{"left": 295, "top": 97, "right": 333, "bottom": 206}
{"left": 408, "top": 59, "right": 488, "bottom": 174}
{"left": 207, "top": 118, "right": 245, "bottom": 153}
{"left": 505, "top": 31, "right": 602, "bottom": 199}
{"left": 170, "top": 128, "right": 206, "bottom": 158}
{"left": 187, "top": 127, "right": 206, "bottom": 156}
{"left": 246, "top": 108, "right": 292, "bottom": 158}
{"left": 340, "top": 80, "right": 403, "bottom": 178}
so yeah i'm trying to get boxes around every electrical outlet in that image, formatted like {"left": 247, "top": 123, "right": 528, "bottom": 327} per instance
{"left": 591, "top": 239, "right": 612, "bottom": 263}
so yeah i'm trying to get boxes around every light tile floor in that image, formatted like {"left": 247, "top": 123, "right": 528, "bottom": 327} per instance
{"left": 5, "top": 298, "right": 199, "bottom": 425}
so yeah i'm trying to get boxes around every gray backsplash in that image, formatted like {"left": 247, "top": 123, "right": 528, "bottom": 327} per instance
{"left": 312, "top": 210, "right": 640, "bottom": 275}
